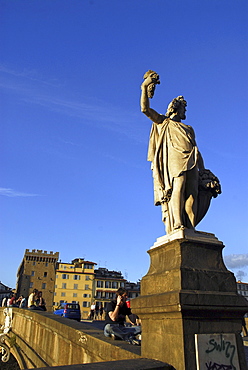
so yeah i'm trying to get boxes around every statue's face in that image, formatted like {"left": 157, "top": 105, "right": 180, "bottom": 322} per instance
{"left": 177, "top": 104, "right": 186, "bottom": 120}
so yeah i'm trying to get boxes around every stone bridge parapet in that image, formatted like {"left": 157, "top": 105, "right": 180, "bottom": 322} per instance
{"left": 0, "top": 308, "right": 145, "bottom": 369}
{"left": 0, "top": 308, "right": 173, "bottom": 369}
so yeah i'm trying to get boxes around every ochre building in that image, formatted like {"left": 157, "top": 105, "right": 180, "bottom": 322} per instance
{"left": 54, "top": 258, "right": 96, "bottom": 318}
{"left": 16, "top": 249, "right": 59, "bottom": 311}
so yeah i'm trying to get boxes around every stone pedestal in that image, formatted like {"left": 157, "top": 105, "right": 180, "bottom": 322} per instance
{"left": 132, "top": 230, "right": 248, "bottom": 370}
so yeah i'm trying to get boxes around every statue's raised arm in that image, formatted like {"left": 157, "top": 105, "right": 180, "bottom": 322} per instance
{"left": 140, "top": 70, "right": 165, "bottom": 124}
{"left": 140, "top": 70, "right": 221, "bottom": 234}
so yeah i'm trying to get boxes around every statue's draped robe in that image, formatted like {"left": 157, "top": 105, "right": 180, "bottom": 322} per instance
{"left": 147, "top": 118, "right": 199, "bottom": 233}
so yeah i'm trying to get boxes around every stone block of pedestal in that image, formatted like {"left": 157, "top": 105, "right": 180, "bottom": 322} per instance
{"left": 132, "top": 230, "right": 248, "bottom": 370}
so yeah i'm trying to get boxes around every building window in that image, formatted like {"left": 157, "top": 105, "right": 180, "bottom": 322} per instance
{"left": 83, "top": 301, "right": 90, "bottom": 307}
{"left": 62, "top": 274, "right": 69, "bottom": 279}
{"left": 55, "top": 285, "right": 57, "bottom": 288}
{"left": 45, "top": 262, "right": 48, "bottom": 267}
{"left": 85, "top": 285, "right": 89, "bottom": 290}
{"left": 105, "top": 292, "right": 109, "bottom": 299}
{"left": 83, "top": 293, "right": 91, "bottom": 298}
{"left": 97, "top": 281, "right": 103, "bottom": 288}
{"left": 64, "top": 266, "right": 67, "bottom": 269}
{"left": 120, "top": 282, "right": 125, "bottom": 288}
{"left": 86, "top": 276, "right": 90, "bottom": 281}
{"left": 33, "top": 262, "right": 36, "bottom": 266}
{"left": 42, "top": 283, "right": 46, "bottom": 289}
{"left": 74, "top": 275, "right": 80, "bottom": 280}
{"left": 31, "top": 271, "right": 35, "bottom": 276}
{"left": 61, "top": 292, "right": 66, "bottom": 297}
{"left": 73, "top": 293, "right": 77, "bottom": 297}
{"left": 30, "top": 282, "right": 33, "bottom": 288}
{"left": 74, "top": 284, "right": 78, "bottom": 290}
{"left": 62, "top": 283, "right": 67, "bottom": 289}
{"left": 112, "top": 282, "right": 118, "bottom": 289}
{"left": 54, "top": 292, "right": 57, "bottom": 296}
{"left": 44, "top": 272, "right": 47, "bottom": 277}
{"left": 84, "top": 264, "right": 93, "bottom": 269}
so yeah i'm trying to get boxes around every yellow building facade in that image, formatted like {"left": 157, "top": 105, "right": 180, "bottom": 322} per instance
{"left": 54, "top": 258, "right": 96, "bottom": 318}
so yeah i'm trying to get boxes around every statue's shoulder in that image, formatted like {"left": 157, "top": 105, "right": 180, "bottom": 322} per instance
{"left": 178, "top": 121, "right": 193, "bottom": 130}
{"left": 161, "top": 117, "right": 170, "bottom": 125}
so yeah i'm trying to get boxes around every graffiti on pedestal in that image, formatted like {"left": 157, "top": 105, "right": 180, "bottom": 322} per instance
{"left": 195, "top": 333, "right": 240, "bottom": 370}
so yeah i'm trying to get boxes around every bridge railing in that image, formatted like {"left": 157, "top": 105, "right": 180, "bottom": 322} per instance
{"left": 0, "top": 307, "right": 142, "bottom": 369}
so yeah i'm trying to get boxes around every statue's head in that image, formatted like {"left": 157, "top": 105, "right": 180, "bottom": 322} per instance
{"left": 166, "top": 96, "right": 187, "bottom": 120}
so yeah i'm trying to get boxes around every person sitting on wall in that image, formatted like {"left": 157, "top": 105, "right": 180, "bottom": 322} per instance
{"left": 1, "top": 296, "right": 7, "bottom": 307}
{"left": 103, "top": 288, "right": 141, "bottom": 345}
{"left": 16, "top": 295, "right": 27, "bottom": 308}
{"left": 28, "top": 289, "right": 38, "bottom": 309}
{"left": 126, "top": 313, "right": 141, "bottom": 328}
{"left": 8, "top": 293, "right": 18, "bottom": 307}
{"left": 35, "top": 291, "right": 46, "bottom": 311}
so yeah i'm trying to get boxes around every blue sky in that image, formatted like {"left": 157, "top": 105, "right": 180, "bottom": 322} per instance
{"left": 1, "top": 0, "right": 248, "bottom": 288}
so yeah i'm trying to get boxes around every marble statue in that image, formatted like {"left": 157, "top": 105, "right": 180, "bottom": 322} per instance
{"left": 140, "top": 70, "right": 221, "bottom": 234}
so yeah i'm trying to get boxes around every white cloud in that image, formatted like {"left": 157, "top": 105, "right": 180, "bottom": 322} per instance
{"left": 224, "top": 254, "right": 248, "bottom": 269}
{"left": 0, "top": 64, "right": 60, "bottom": 87}
{"left": 0, "top": 188, "right": 40, "bottom": 197}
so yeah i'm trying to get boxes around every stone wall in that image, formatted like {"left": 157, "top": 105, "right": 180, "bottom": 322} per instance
{"left": 0, "top": 308, "right": 142, "bottom": 369}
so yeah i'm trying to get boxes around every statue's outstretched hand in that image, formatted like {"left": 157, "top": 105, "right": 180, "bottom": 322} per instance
{"left": 141, "top": 75, "right": 154, "bottom": 88}
{"left": 141, "top": 71, "right": 160, "bottom": 87}
{"left": 141, "top": 70, "right": 160, "bottom": 98}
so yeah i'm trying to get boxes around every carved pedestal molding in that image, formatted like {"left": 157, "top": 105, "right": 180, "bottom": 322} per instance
{"left": 151, "top": 229, "right": 223, "bottom": 248}
{"left": 132, "top": 235, "right": 248, "bottom": 370}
